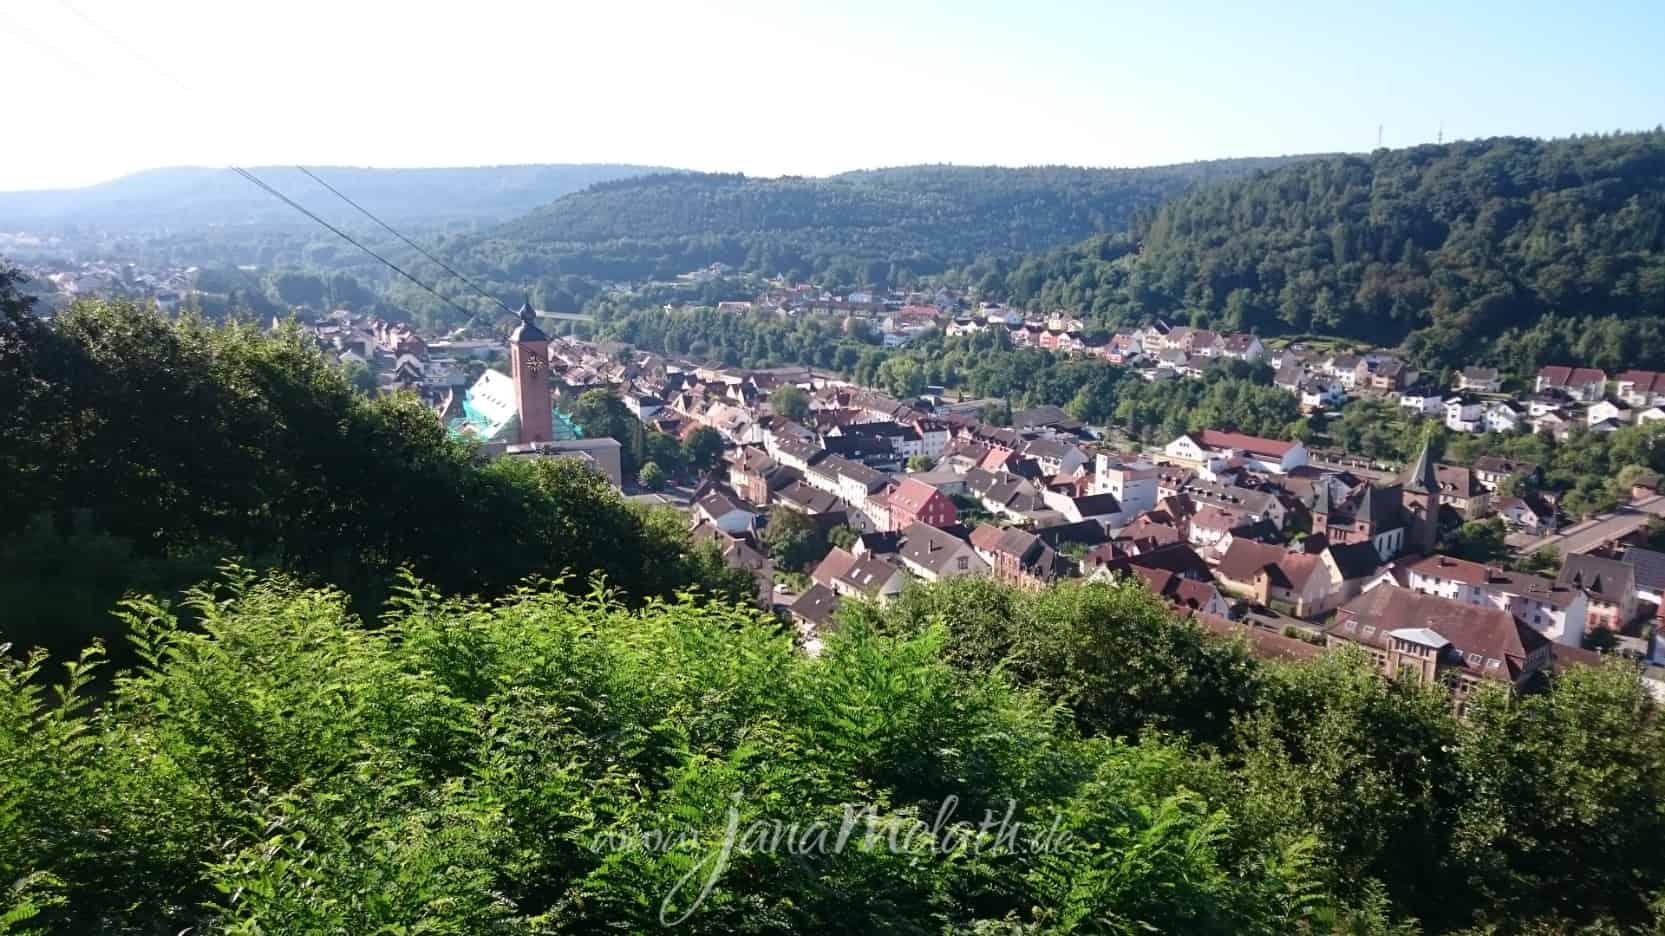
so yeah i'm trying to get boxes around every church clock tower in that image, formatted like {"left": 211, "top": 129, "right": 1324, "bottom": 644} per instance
{"left": 509, "top": 298, "right": 553, "bottom": 445}
{"left": 1400, "top": 436, "right": 1441, "bottom": 557}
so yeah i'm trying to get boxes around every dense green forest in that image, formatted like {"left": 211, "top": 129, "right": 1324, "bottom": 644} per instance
{"left": 982, "top": 132, "right": 1665, "bottom": 372}
{"left": 0, "top": 267, "right": 751, "bottom": 663}
{"left": 5, "top": 563, "right": 1664, "bottom": 933}
{"left": 396, "top": 159, "right": 1310, "bottom": 323}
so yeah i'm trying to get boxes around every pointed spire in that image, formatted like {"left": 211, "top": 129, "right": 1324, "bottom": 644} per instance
{"left": 1403, "top": 433, "right": 1438, "bottom": 495}
{"left": 509, "top": 294, "right": 547, "bottom": 343}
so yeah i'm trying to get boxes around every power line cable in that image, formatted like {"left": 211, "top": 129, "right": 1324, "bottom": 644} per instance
{"left": 50, "top": 0, "right": 511, "bottom": 323}
{"left": 293, "top": 166, "right": 515, "bottom": 314}
{"left": 229, "top": 167, "right": 481, "bottom": 321}
{"left": 55, "top": 0, "right": 192, "bottom": 93}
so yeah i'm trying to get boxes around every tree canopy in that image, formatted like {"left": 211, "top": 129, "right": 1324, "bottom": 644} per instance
{"left": 0, "top": 275, "right": 751, "bottom": 661}
{"left": 984, "top": 132, "right": 1665, "bottom": 374}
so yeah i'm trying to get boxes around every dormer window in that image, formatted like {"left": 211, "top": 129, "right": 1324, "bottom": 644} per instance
{"left": 1362, "top": 625, "right": 1375, "bottom": 636}
{"left": 1467, "top": 652, "right": 1482, "bottom": 665}
{"left": 1344, "top": 621, "right": 1357, "bottom": 631}
{"left": 1486, "top": 658, "right": 1501, "bottom": 669}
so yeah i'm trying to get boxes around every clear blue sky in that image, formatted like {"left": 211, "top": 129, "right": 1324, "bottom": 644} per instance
{"left": 2, "top": 0, "right": 1661, "bottom": 190}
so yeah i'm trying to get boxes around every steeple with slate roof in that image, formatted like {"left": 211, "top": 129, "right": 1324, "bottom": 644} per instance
{"left": 1403, "top": 436, "right": 1439, "bottom": 496}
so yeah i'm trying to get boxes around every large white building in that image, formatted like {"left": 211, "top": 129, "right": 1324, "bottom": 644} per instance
{"left": 1163, "top": 429, "right": 1309, "bottom": 476}
{"left": 1403, "top": 554, "right": 1588, "bottom": 647}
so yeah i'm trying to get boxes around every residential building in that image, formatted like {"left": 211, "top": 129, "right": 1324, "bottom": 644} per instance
{"left": 1434, "top": 464, "right": 1490, "bottom": 520}
{"left": 775, "top": 481, "right": 844, "bottom": 517}
{"left": 1403, "top": 554, "right": 1587, "bottom": 646}
{"left": 1535, "top": 366, "right": 1607, "bottom": 402}
{"left": 1623, "top": 547, "right": 1665, "bottom": 619}
{"left": 1368, "top": 359, "right": 1416, "bottom": 392}
{"left": 789, "top": 584, "right": 841, "bottom": 636}
{"left": 1472, "top": 456, "right": 1539, "bottom": 491}
{"left": 895, "top": 523, "right": 988, "bottom": 581}
{"left": 1484, "top": 401, "right": 1522, "bottom": 433}
{"left": 885, "top": 478, "right": 958, "bottom": 531}
{"left": 1444, "top": 396, "right": 1484, "bottom": 433}
{"left": 1325, "top": 584, "right": 1554, "bottom": 713}
{"left": 1162, "top": 429, "right": 1309, "bottom": 475}
{"left": 1214, "top": 539, "right": 1333, "bottom": 616}
{"left": 1587, "top": 399, "right": 1634, "bottom": 427}
{"left": 1220, "top": 333, "right": 1265, "bottom": 361}
{"left": 1456, "top": 367, "right": 1503, "bottom": 393}
{"left": 1120, "top": 565, "right": 1233, "bottom": 617}
{"left": 1617, "top": 370, "right": 1665, "bottom": 408}
{"left": 1092, "top": 456, "right": 1159, "bottom": 514}
{"left": 1559, "top": 554, "right": 1639, "bottom": 631}
{"left": 1022, "top": 437, "right": 1088, "bottom": 476}
{"left": 812, "top": 548, "right": 907, "bottom": 602}
{"left": 1041, "top": 490, "right": 1124, "bottom": 526}
{"left": 1399, "top": 390, "right": 1445, "bottom": 416}
{"left": 1494, "top": 495, "right": 1555, "bottom": 534}
{"left": 695, "top": 488, "right": 759, "bottom": 534}
{"left": 969, "top": 525, "right": 1070, "bottom": 589}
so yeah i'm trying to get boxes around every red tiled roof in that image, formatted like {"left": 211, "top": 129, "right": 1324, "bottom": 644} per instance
{"left": 1405, "top": 554, "right": 1492, "bottom": 587}
{"left": 1620, "top": 370, "right": 1665, "bottom": 394}
{"left": 1216, "top": 539, "right": 1322, "bottom": 590}
{"left": 812, "top": 547, "right": 858, "bottom": 589}
{"left": 888, "top": 477, "right": 943, "bottom": 513}
{"left": 1537, "top": 365, "right": 1607, "bottom": 388}
{"left": 1330, "top": 585, "right": 1549, "bottom": 682}
{"left": 968, "top": 523, "right": 1005, "bottom": 551}
{"left": 1196, "top": 429, "right": 1297, "bottom": 458}
{"left": 1195, "top": 614, "right": 1324, "bottom": 661}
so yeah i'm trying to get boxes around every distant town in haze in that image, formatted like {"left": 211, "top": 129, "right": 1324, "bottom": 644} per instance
{"left": 5, "top": 1, "right": 1665, "bottom": 930}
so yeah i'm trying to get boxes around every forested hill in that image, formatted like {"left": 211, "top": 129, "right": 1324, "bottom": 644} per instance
{"left": 989, "top": 132, "right": 1665, "bottom": 372}
{"left": 449, "top": 158, "right": 1313, "bottom": 287}
{"left": 0, "top": 163, "right": 668, "bottom": 231}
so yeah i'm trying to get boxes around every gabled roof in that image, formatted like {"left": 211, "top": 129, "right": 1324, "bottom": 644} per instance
{"left": 1329, "top": 585, "right": 1549, "bottom": 682}
{"left": 1196, "top": 615, "right": 1324, "bottom": 661}
{"left": 1195, "top": 429, "right": 1298, "bottom": 459}
{"left": 888, "top": 477, "right": 947, "bottom": 513}
{"left": 812, "top": 547, "right": 859, "bottom": 589}
{"left": 1473, "top": 456, "right": 1538, "bottom": 476}
{"left": 1217, "top": 539, "right": 1324, "bottom": 591}
{"left": 791, "top": 584, "right": 842, "bottom": 628}
{"left": 1619, "top": 370, "right": 1665, "bottom": 394}
{"left": 1326, "top": 541, "right": 1383, "bottom": 581}
{"left": 697, "top": 489, "right": 753, "bottom": 519}
{"left": 1559, "top": 554, "right": 1637, "bottom": 601}
{"left": 1537, "top": 365, "right": 1607, "bottom": 387}
{"left": 1624, "top": 547, "right": 1665, "bottom": 593}
{"left": 1435, "top": 464, "right": 1484, "bottom": 497}
{"left": 896, "top": 523, "right": 983, "bottom": 576}
{"left": 1066, "top": 493, "right": 1122, "bottom": 517}
{"left": 777, "top": 481, "right": 842, "bottom": 515}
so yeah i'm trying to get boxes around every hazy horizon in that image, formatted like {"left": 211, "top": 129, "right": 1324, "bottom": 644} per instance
{"left": 3, "top": 0, "right": 1661, "bottom": 192}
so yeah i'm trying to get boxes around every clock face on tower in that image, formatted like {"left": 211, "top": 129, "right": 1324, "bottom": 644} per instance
{"left": 523, "top": 354, "right": 544, "bottom": 373}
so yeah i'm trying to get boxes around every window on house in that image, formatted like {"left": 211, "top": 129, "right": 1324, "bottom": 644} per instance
{"left": 957, "top": 557, "right": 968, "bottom": 571}
{"left": 1344, "top": 621, "right": 1357, "bottom": 631}
{"left": 1486, "top": 658, "right": 1501, "bottom": 669}
{"left": 1362, "top": 625, "right": 1375, "bottom": 636}
{"left": 1467, "top": 652, "right": 1482, "bottom": 665}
